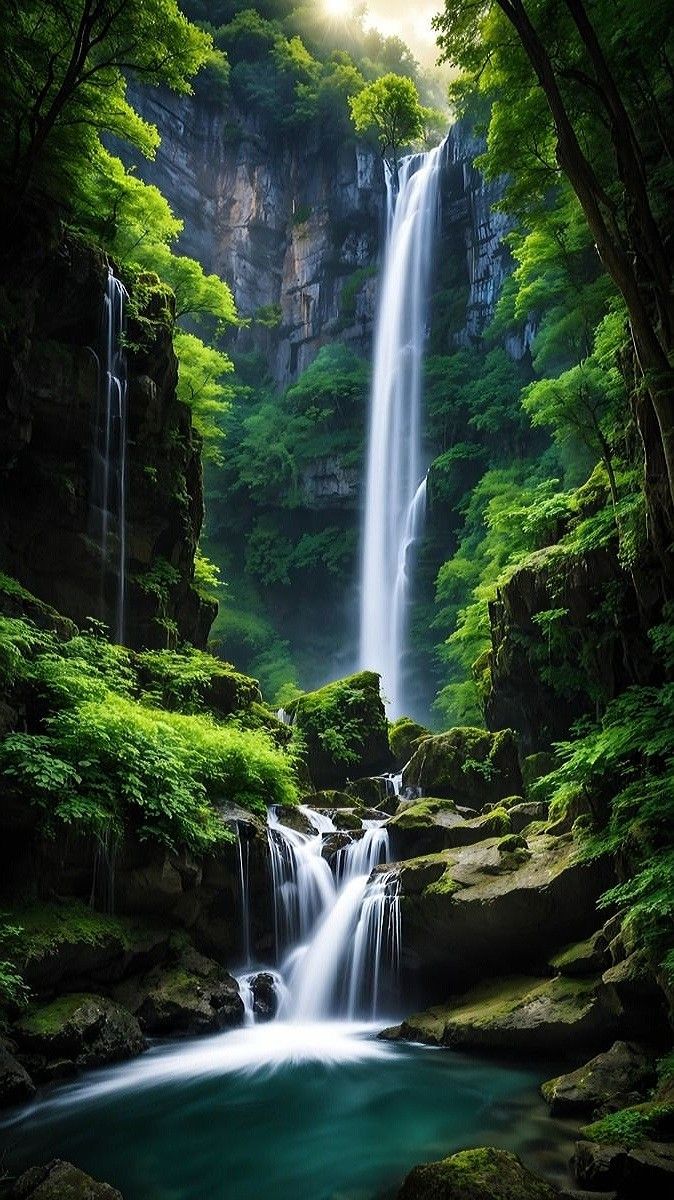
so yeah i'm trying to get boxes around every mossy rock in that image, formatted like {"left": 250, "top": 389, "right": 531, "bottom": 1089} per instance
{"left": 389, "top": 717, "right": 430, "bottom": 769}
{"left": 115, "top": 946, "right": 243, "bottom": 1035}
{"left": 11, "top": 1159, "right": 123, "bottom": 1199}
{"left": 309, "top": 789, "right": 355, "bottom": 809}
{"left": 288, "top": 672, "right": 390, "bottom": 789}
{"left": 521, "top": 751, "right": 557, "bottom": 794}
{"left": 498, "top": 833, "right": 528, "bottom": 854}
{"left": 13, "top": 993, "right": 145, "bottom": 1077}
{"left": 549, "top": 932, "right": 609, "bottom": 979}
{"left": 388, "top": 802, "right": 510, "bottom": 860}
{"left": 396, "top": 1147, "right": 557, "bottom": 1199}
{"left": 402, "top": 727, "right": 522, "bottom": 808}
{"left": 386, "top": 973, "right": 623, "bottom": 1054}
{"left": 541, "top": 1040, "right": 657, "bottom": 1118}
{"left": 345, "top": 777, "right": 390, "bottom": 808}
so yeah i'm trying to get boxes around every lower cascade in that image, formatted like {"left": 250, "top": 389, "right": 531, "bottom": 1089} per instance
{"left": 238, "top": 806, "right": 400, "bottom": 1024}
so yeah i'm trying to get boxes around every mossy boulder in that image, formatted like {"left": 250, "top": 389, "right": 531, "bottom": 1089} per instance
{"left": 402, "top": 727, "right": 522, "bottom": 809}
{"left": 384, "top": 973, "right": 624, "bottom": 1054}
{"left": 521, "top": 752, "right": 557, "bottom": 794}
{"left": 388, "top": 800, "right": 511, "bottom": 858}
{"left": 288, "top": 672, "right": 390, "bottom": 788}
{"left": 0, "top": 1041, "right": 35, "bottom": 1108}
{"left": 136, "top": 650, "right": 261, "bottom": 718}
{"left": 541, "top": 1040, "right": 657, "bottom": 1117}
{"left": 345, "top": 776, "right": 391, "bottom": 809}
{"left": 11, "top": 1159, "right": 123, "bottom": 1200}
{"left": 13, "top": 994, "right": 145, "bottom": 1080}
{"left": 396, "top": 1147, "right": 557, "bottom": 1200}
{"left": 114, "top": 946, "right": 243, "bottom": 1034}
{"left": 274, "top": 805, "right": 316, "bottom": 835}
{"left": 506, "top": 801, "right": 549, "bottom": 834}
{"left": 309, "top": 790, "right": 356, "bottom": 809}
{"left": 389, "top": 717, "right": 430, "bottom": 769}
{"left": 394, "top": 830, "right": 614, "bottom": 997}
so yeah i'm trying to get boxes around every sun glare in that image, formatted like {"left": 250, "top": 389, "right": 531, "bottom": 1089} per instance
{"left": 324, "top": 0, "right": 351, "bottom": 19}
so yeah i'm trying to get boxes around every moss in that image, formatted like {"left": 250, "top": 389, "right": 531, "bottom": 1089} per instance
{"left": 498, "top": 833, "right": 528, "bottom": 853}
{"left": 398, "top": 1147, "right": 556, "bottom": 1200}
{"left": 403, "top": 726, "right": 522, "bottom": 804}
{"left": 390, "top": 798, "right": 458, "bottom": 829}
{"left": 389, "top": 717, "right": 429, "bottom": 767}
{"left": 424, "top": 869, "right": 461, "bottom": 898}
{"left": 288, "top": 671, "right": 389, "bottom": 787}
{"left": 581, "top": 1100, "right": 674, "bottom": 1148}
{"left": 17, "top": 992, "right": 92, "bottom": 1036}
{"left": 13, "top": 900, "right": 154, "bottom": 964}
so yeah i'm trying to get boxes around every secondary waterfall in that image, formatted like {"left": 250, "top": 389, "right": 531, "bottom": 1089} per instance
{"left": 90, "top": 268, "right": 129, "bottom": 643}
{"left": 359, "top": 144, "right": 444, "bottom": 716}
{"left": 238, "top": 806, "right": 400, "bottom": 1023}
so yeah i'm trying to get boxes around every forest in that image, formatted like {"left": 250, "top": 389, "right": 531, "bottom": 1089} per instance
{"left": 0, "top": 2, "right": 673, "bottom": 1199}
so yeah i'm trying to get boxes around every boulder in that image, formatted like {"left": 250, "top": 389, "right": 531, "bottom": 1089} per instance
{"left": 0, "top": 1041, "right": 35, "bottom": 1108}
{"left": 11, "top": 1159, "right": 123, "bottom": 1199}
{"left": 387, "top": 800, "right": 511, "bottom": 859}
{"left": 394, "top": 829, "right": 614, "bottom": 996}
{"left": 389, "top": 718, "right": 430, "bottom": 769}
{"left": 521, "top": 752, "right": 557, "bottom": 793}
{"left": 287, "top": 672, "right": 390, "bottom": 789}
{"left": 402, "top": 728, "right": 522, "bottom": 808}
{"left": 250, "top": 972, "right": 277, "bottom": 1021}
{"left": 273, "top": 805, "right": 317, "bottom": 835}
{"left": 13, "top": 994, "right": 145, "bottom": 1080}
{"left": 396, "top": 1147, "right": 557, "bottom": 1200}
{"left": 383, "top": 973, "right": 624, "bottom": 1054}
{"left": 114, "top": 946, "right": 243, "bottom": 1035}
{"left": 345, "top": 777, "right": 391, "bottom": 808}
{"left": 541, "top": 1041, "right": 657, "bottom": 1117}
{"left": 573, "top": 1139, "right": 674, "bottom": 1193}
{"left": 507, "top": 801, "right": 549, "bottom": 833}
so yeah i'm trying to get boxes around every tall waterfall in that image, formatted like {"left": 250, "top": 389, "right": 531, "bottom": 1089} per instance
{"left": 90, "top": 268, "right": 128, "bottom": 643}
{"left": 359, "top": 145, "right": 444, "bottom": 716}
{"left": 238, "top": 807, "right": 400, "bottom": 1023}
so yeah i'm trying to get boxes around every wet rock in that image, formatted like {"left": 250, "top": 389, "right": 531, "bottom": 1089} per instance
{"left": 396, "top": 1147, "right": 557, "bottom": 1199}
{"left": 115, "top": 946, "right": 243, "bottom": 1035}
{"left": 521, "top": 752, "right": 557, "bottom": 793}
{"left": 251, "top": 973, "right": 277, "bottom": 1022}
{"left": 345, "top": 777, "right": 391, "bottom": 809}
{"left": 273, "top": 805, "right": 316, "bottom": 835}
{"left": 541, "top": 1041, "right": 657, "bottom": 1117}
{"left": 0, "top": 1041, "right": 35, "bottom": 1108}
{"left": 383, "top": 974, "right": 624, "bottom": 1053}
{"left": 396, "top": 829, "right": 614, "bottom": 996}
{"left": 13, "top": 994, "right": 145, "bottom": 1079}
{"left": 402, "top": 727, "right": 522, "bottom": 808}
{"left": 11, "top": 1159, "right": 123, "bottom": 1199}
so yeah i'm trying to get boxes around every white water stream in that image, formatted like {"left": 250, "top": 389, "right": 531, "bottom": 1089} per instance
{"left": 359, "top": 145, "right": 444, "bottom": 716}
{"left": 90, "top": 268, "right": 128, "bottom": 643}
{"left": 238, "top": 805, "right": 400, "bottom": 1026}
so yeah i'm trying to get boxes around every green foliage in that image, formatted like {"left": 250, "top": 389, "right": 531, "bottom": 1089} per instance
{"left": 0, "top": 607, "right": 298, "bottom": 855}
{"left": 174, "top": 331, "right": 235, "bottom": 464}
{"left": 0, "top": 919, "right": 29, "bottom": 1008}
{"left": 290, "top": 671, "right": 387, "bottom": 772}
{"left": 349, "top": 73, "right": 430, "bottom": 179}
{"left": 193, "top": 548, "right": 223, "bottom": 604}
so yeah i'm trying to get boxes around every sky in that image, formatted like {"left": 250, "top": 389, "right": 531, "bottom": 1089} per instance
{"left": 322, "top": 1, "right": 441, "bottom": 66}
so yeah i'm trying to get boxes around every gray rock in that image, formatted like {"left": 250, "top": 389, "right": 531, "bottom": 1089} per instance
{"left": 507, "top": 801, "right": 549, "bottom": 833}
{"left": 13, "top": 994, "right": 145, "bottom": 1081}
{"left": 541, "top": 1041, "right": 656, "bottom": 1117}
{"left": 0, "top": 1042, "right": 35, "bottom": 1108}
{"left": 115, "top": 947, "right": 243, "bottom": 1034}
{"left": 573, "top": 1138, "right": 674, "bottom": 1192}
{"left": 11, "top": 1158, "right": 123, "bottom": 1199}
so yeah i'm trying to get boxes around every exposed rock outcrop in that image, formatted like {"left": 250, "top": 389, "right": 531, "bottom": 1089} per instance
{"left": 402, "top": 728, "right": 522, "bottom": 809}
{"left": 541, "top": 1041, "right": 657, "bottom": 1118}
{"left": 13, "top": 993, "right": 146, "bottom": 1081}
{"left": 0, "top": 1041, "right": 36, "bottom": 1109}
{"left": 114, "top": 946, "right": 243, "bottom": 1034}
{"left": 288, "top": 671, "right": 390, "bottom": 789}
{"left": 0, "top": 213, "right": 213, "bottom": 648}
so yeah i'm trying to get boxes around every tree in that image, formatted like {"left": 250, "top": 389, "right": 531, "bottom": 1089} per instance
{"left": 0, "top": 0, "right": 212, "bottom": 200}
{"left": 349, "top": 73, "right": 427, "bottom": 189}
{"left": 433, "top": 0, "right": 674, "bottom": 551}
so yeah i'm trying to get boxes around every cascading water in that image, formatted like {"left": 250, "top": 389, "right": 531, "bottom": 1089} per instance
{"left": 241, "top": 806, "right": 400, "bottom": 1024}
{"left": 359, "top": 144, "right": 444, "bottom": 717}
{"left": 90, "top": 268, "right": 129, "bottom": 643}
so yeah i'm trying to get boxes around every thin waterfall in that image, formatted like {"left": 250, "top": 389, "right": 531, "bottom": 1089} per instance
{"left": 263, "top": 807, "right": 399, "bottom": 1022}
{"left": 90, "top": 268, "right": 129, "bottom": 643}
{"left": 359, "top": 144, "right": 444, "bottom": 716}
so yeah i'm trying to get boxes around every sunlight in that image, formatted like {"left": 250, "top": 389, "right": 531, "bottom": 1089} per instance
{"left": 324, "top": 0, "right": 352, "bottom": 19}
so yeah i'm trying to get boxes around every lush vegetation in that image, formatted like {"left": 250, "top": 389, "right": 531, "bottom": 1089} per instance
{"left": 0, "top": 595, "right": 298, "bottom": 856}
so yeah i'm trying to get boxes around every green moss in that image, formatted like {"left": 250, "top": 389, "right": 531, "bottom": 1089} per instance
{"left": 288, "top": 671, "right": 388, "bottom": 784}
{"left": 390, "top": 798, "right": 458, "bottom": 829}
{"left": 404, "top": 726, "right": 521, "bottom": 804}
{"left": 498, "top": 833, "right": 528, "bottom": 853}
{"left": 389, "top": 717, "right": 430, "bottom": 767}
{"left": 17, "top": 992, "right": 93, "bottom": 1036}
{"left": 581, "top": 1101, "right": 674, "bottom": 1148}
{"left": 13, "top": 901, "right": 150, "bottom": 964}
{"left": 424, "top": 869, "right": 461, "bottom": 898}
{"left": 399, "top": 1147, "right": 556, "bottom": 1199}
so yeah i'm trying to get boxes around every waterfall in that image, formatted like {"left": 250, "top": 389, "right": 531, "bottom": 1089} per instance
{"left": 261, "top": 807, "right": 399, "bottom": 1023}
{"left": 90, "top": 268, "right": 128, "bottom": 643}
{"left": 359, "top": 145, "right": 444, "bottom": 717}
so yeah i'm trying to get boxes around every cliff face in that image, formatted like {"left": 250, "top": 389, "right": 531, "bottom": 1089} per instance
{"left": 128, "top": 90, "right": 383, "bottom": 387}
{"left": 0, "top": 213, "right": 213, "bottom": 648}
